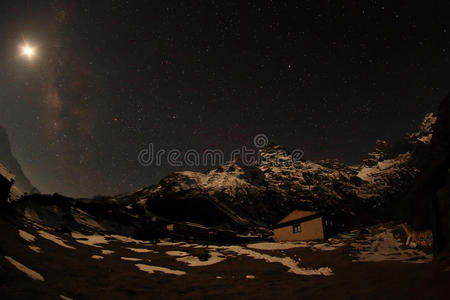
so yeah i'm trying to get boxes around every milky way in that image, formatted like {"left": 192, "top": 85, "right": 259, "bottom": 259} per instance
{"left": 0, "top": 1, "right": 449, "bottom": 197}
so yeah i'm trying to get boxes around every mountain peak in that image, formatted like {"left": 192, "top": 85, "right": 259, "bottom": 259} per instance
{"left": 408, "top": 112, "right": 436, "bottom": 144}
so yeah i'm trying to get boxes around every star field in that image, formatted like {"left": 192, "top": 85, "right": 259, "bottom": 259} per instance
{"left": 0, "top": 1, "right": 449, "bottom": 197}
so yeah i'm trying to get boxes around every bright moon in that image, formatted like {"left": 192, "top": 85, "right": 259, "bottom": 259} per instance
{"left": 21, "top": 45, "right": 35, "bottom": 58}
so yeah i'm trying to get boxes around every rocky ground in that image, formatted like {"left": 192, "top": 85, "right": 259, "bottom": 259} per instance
{"left": 1, "top": 210, "right": 449, "bottom": 300}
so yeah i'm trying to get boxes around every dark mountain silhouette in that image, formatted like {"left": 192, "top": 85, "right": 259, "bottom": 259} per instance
{"left": 0, "top": 126, "right": 37, "bottom": 195}
{"left": 402, "top": 93, "right": 450, "bottom": 253}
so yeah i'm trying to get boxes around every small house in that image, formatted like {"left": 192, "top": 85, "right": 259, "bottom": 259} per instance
{"left": 273, "top": 209, "right": 325, "bottom": 241}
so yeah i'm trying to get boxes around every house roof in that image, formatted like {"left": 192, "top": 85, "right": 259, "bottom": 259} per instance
{"left": 277, "top": 209, "right": 318, "bottom": 224}
{"left": 274, "top": 210, "right": 321, "bottom": 229}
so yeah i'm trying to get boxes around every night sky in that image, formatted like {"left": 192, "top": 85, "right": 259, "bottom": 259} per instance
{"left": 0, "top": 1, "right": 449, "bottom": 197}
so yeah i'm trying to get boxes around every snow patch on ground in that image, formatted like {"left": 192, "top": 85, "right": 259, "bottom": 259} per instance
{"left": 179, "top": 243, "right": 197, "bottom": 248}
{"left": 19, "top": 229, "right": 36, "bottom": 243}
{"left": 246, "top": 274, "right": 256, "bottom": 279}
{"left": 157, "top": 240, "right": 184, "bottom": 246}
{"left": 110, "top": 234, "right": 150, "bottom": 244}
{"left": 60, "top": 295, "right": 73, "bottom": 300}
{"left": 166, "top": 250, "right": 189, "bottom": 257}
{"left": 4, "top": 256, "right": 45, "bottom": 281}
{"left": 38, "top": 230, "right": 75, "bottom": 249}
{"left": 223, "top": 246, "right": 333, "bottom": 276}
{"left": 176, "top": 251, "right": 226, "bottom": 266}
{"left": 120, "top": 257, "right": 142, "bottom": 261}
{"left": 207, "top": 245, "right": 227, "bottom": 249}
{"left": 71, "top": 232, "right": 155, "bottom": 248}
{"left": 71, "top": 232, "right": 109, "bottom": 248}
{"left": 247, "top": 241, "right": 309, "bottom": 250}
{"left": 91, "top": 255, "right": 104, "bottom": 260}
{"left": 126, "top": 247, "right": 156, "bottom": 253}
{"left": 28, "top": 245, "right": 41, "bottom": 253}
{"left": 135, "top": 264, "right": 186, "bottom": 276}
{"left": 101, "top": 249, "right": 115, "bottom": 255}
{"left": 247, "top": 240, "right": 344, "bottom": 252}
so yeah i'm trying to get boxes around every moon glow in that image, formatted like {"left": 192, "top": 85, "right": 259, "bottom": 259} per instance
{"left": 21, "top": 44, "right": 35, "bottom": 58}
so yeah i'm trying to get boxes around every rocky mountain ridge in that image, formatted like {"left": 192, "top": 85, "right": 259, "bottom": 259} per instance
{"left": 0, "top": 105, "right": 442, "bottom": 237}
{"left": 114, "top": 111, "right": 437, "bottom": 229}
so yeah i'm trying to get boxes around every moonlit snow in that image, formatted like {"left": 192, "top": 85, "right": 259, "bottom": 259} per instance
{"left": 71, "top": 232, "right": 109, "bottom": 248}
{"left": 120, "top": 257, "right": 143, "bottom": 261}
{"left": 18, "top": 229, "right": 36, "bottom": 243}
{"left": 223, "top": 246, "right": 333, "bottom": 276}
{"left": 165, "top": 250, "right": 189, "bottom": 257}
{"left": 135, "top": 264, "right": 186, "bottom": 276}
{"left": 28, "top": 245, "right": 41, "bottom": 253}
{"left": 156, "top": 240, "right": 184, "bottom": 246}
{"left": 110, "top": 234, "right": 151, "bottom": 244}
{"left": 126, "top": 247, "right": 156, "bottom": 253}
{"left": 4, "top": 256, "right": 44, "bottom": 281}
{"left": 247, "top": 241, "right": 310, "bottom": 250}
{"left": 38, "top": 230, "right": 75, "bottom": 249}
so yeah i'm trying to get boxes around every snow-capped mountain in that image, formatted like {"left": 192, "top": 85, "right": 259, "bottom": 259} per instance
{"left": 2, "top": 106, "right": 441, "bottom": 235}
{"left": 130, "top": 113, "right": 436, "bottom": 228}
